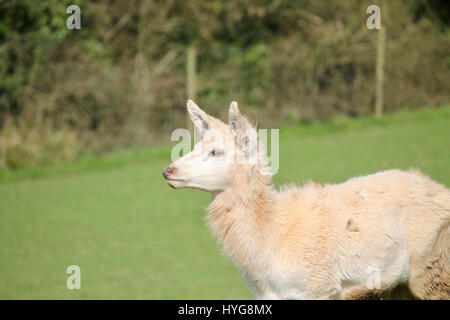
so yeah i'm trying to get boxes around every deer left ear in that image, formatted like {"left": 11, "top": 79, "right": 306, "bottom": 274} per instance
{"left": 187, "top": 100, "right": 210, "bottom": 137}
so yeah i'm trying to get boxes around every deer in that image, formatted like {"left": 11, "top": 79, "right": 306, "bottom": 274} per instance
{"left": 163, "top": 100, "right": 450, "bottom": 299}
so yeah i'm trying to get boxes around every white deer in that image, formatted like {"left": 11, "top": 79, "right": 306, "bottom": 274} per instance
{"left": 163, "top": 100, "right": 450, "bottom": 299}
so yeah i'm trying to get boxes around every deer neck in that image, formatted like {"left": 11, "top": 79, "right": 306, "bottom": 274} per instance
{"left": 207, "top": 166, "right": 277, "bottom": 276}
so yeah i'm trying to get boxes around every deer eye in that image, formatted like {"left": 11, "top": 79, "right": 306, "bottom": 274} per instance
{"left": 210, "top": 149, "right": 223, "bottom": 157}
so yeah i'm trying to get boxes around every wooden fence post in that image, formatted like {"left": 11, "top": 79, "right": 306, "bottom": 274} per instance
{"left": 186, "top": 45, "right": 197, "bottom": 132}
{"left": 375, "top": 27, "right": 386, "bottom": 119}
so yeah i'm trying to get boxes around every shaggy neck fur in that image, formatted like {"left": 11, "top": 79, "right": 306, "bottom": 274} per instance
{"left": 207, "top": 163, "right": 279, "bottom": 277}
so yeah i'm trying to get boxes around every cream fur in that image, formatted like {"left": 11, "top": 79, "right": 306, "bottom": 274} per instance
{"left": 164, "top": 101, "right": 450, "bottom": 300}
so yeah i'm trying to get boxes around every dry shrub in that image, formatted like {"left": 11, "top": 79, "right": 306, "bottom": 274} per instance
{"left": 0, "top": 117, "right": 80, "bottom": 169}
{"left": 0, "top": 0, "right": 449, "bottom": 170}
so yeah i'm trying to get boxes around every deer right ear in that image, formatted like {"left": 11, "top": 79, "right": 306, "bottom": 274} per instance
{"left": 228, "top": 101, "right": 240, "bottom": 136}
{"left": 229, "top": 101, "right": 257, "bottom": 155}
{"left": 187, "top": 100, "right": 210, "bottom": 137}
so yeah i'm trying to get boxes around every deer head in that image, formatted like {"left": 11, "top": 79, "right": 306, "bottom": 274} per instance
{"left": 163, "top": 100, "right": 262, "bottom": 193}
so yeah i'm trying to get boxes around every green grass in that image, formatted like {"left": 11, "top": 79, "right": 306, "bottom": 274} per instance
{"left": 0, "top": 107, "right": 449, "bottom": 299}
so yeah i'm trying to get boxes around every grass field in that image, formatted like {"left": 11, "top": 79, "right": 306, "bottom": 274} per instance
{"left": 1, "top": 107, "right": 449, "bottom": 299}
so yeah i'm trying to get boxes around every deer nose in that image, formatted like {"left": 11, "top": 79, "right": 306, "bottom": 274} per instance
{"left": 162, "top": 166, "right": 176, "bottom": 179}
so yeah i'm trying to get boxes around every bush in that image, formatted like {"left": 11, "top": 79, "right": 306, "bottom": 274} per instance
{"left": 0, "top": 0, "right": 449, "bottom": 169}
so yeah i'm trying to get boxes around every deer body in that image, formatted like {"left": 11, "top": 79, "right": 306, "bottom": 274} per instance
{"left": 163, "top": 100, "right": 450, "bottom": 299}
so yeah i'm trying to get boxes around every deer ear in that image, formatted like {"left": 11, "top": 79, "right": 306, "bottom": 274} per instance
{"left": 229, "top": 101, "right": 254, "bottom": 134}
{"left": 228, "top": 101, "right": 257, "bottom": 154}
{"left": 187, "top": 100, "right": 210, "bottom": 136}
{"left": 228, "top": 101, "right": 240, "bottom": 136}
